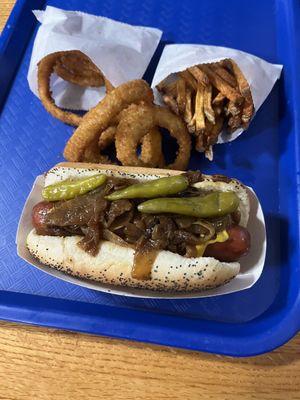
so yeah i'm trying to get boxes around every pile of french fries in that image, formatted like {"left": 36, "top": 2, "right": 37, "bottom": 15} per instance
{"left": 156, "top": 58, "right": 254, "bottom": 160}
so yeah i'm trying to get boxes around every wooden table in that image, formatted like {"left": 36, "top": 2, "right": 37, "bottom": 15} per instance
{"left": 0, "top": 2, "right": 299, "bottom": 399}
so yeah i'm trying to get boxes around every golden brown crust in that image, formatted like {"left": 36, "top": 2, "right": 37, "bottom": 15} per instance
{"left": 115, "top": 104, "right": 191, "bottom": 170}
{"left": 97, "top": 125, "right": 165, "bottom": 168}
{"left": 63, "top": 80, "right": 154, "bottom": 161}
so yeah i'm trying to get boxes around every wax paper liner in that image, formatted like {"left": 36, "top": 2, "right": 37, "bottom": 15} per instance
{"left": 27, "top": 6, "right": 162, "bottom": 111}
{"left": 152, "top": 44, "right": 282, "bottom": 143}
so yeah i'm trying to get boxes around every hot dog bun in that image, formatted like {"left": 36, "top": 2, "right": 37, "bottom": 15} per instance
{"left": 26, "top": 163, "right": 250, "bottom": 292}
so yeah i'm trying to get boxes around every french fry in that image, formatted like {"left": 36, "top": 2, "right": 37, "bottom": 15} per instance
{"left": 156, "top": 76, "right": 172, "bottom": 91}
{"left": 229, "top": 59, "right": 251, "bottom": 98}
{"left": 212, "top": 92, "right": 225, "bottom": 105}
{"left": 184, "top": 88, "right": 193, "bottom": 125}
{"left": 229, "top": 59, "right": 254, "bottom": 126}
{"left": 205, "top": 146, "right": 214, "bottom": 161}
{"left": 176, "top": 78, "right": 186, "bottom": 114}
{"left": 187, "top": 123, "right": 196, "bottom": 134}
{"left": 218, "top": 58, "right": 234, "bottom": 71}
{"left": 188, "top": 66, "right": 209, "bottom": 87}
{"left": 241, "top": 105, "right": 254, "bottom": 128}
{"left": 200, "top": 116, "right": 224, "bottom": 160}
{"left": 203, "top": 84, "right": 215, "bottom": 124}
{"left": 156, "top": 78, "right": 177, "bottom": 97}
{"left": 211, "top": 64, "right": 237, "bottom": 87}
{"left": 241, "top": 100, "right": 254, "bottom": 128}
{"left": 227, "top": 100, "right": 241, "bottom": 116}
{"left": 179, "top": 70, "right": 198, "bottom": 90}
{"left": 166, "top": 81, "right": 178, "bottom": 97}
{"left": 162, "top": 94, "right": 179, "bottom": 115}
{"left": 214, "top": 104, "right": 223, "bottom": 116}
{"left": 192, "top": 84, "right": 206, "bottom": 133}
{"left": 199, "top": 64, "right": 244, "bottom": 104}
{"left": 195, "top": 133, "right": 205, "bottom": 152}
{"left": 228, "top": 115, "right": 242, "bottom": 132}
{"left": 207, "top": 116, "right": 224, "bottom": 146}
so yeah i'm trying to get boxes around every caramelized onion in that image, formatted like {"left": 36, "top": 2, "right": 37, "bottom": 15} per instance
{"left": 192, "top": 220, "right": 215, "bottom": 243}
{"left": 103, "top": 229, "right": 135, "bottom": 249}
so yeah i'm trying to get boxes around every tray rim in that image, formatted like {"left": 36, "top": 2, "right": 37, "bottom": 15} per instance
{"left": 0, "top": 289, "right": 299, "bottom": 357}
{"left": 0, "top": 0, "right": 45, "bottom": 109}
{"left": 0, "top": 0, "right": 299, "bottom": 356}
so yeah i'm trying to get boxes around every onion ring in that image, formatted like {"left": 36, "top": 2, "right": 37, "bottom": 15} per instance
{"left": 63, "top": 80, "right": 154, "bottom": 162}
{"left": 98, "top": 126, "right": 117, "bottom": 150}
{"left": 115, "top": 104, "right": 191, "bottom": 170}
{"left": 37, "top": 50, "right": 113, "bottom": 126}
{"left": 83, "top": 129, "right": 165, "bottom": 167}
{"left": 82, "top": 138, "right": 111, "bottom": 164}
{"left": 97, "top": 125, "right": 165, "bottom": 168}
{"left": 140, "top": 128, "right": 165, "bottom": 168}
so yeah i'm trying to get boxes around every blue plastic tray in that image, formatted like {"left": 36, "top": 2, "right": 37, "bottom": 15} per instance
{"left": 0, "top": 0, "right": 299, "bottom": 356}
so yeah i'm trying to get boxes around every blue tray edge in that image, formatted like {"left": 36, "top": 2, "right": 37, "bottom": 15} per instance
{"left": 0, "top": 0, "right": 45, "bottom": 109}
{"left": 0, "top": 0, "right": 299, "bottom": 356}
{"left": 0, "top": 290, "right": 299, "bottom": 357}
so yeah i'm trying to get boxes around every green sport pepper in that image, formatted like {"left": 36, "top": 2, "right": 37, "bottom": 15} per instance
{"left": 105, "top": 175, "right": 188, "bottom": 201}
{"left": 42, "top": 174, "right": 107, "bottom": 201}
{"left": 137, "top": 191, "right": 239, "bottom": 218}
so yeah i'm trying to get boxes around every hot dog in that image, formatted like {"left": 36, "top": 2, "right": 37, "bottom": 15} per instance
{"left": 32, "top": 201, "right": 54, "bottom": 235}
{"left": 26, "top": 163, "right": 251, "bottom": 292}
{"left": 204, "top": 225, "right": 250, "bottom": 262}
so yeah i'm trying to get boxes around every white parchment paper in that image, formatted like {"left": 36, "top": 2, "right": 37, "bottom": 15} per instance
{"left": 152, "top": 44, "right": 283, "bottom": 143}
{"left": 27, "top": 6, "right": 162, "bottom": 110}
{"left": 16, "top": 175, "right": 266, "bottom": 299}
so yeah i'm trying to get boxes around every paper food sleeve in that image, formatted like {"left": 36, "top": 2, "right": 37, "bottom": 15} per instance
{"left": 27, "top": 6, "right": 162, "bottom": 111}
{"left": 152, "top": 44, "right": 282, "bottom": 143}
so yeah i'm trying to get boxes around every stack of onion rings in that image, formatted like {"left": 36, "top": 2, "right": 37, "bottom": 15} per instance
{"left": 37, "top": 50, "right": 192, "bottom": 170}
{"left": 63, "top": 79, "right": 190, "bottom": 169}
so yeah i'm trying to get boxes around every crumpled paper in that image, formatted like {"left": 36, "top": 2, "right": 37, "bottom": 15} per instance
{"left": 152, "top": 44, "right": 283, "bottom": 143}
{"left": 27, "top": 6, "right": 162, "bottom": 110}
